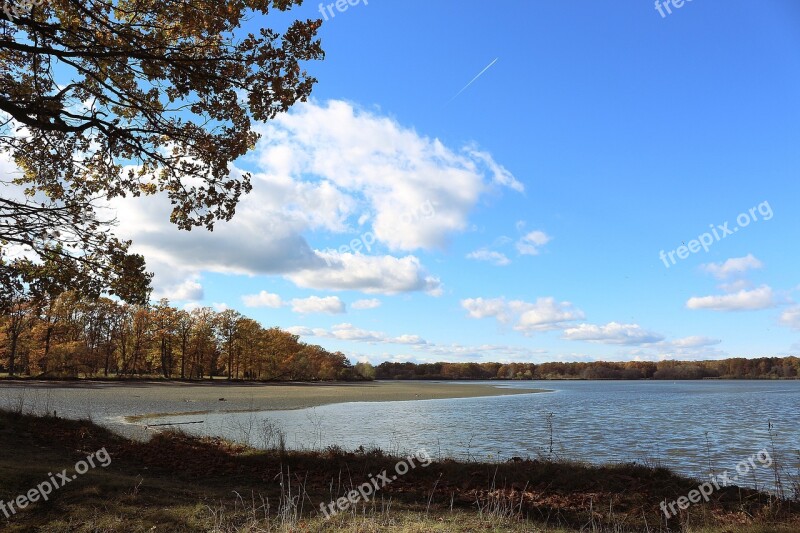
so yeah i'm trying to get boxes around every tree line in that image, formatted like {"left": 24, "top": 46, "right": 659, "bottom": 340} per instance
{"left": 375, "top": 358, "right": 800, "bottom": 381}
{"left": 0, "top": 291, "right": 373, "bottom": 381}
{"left": 3, "top": 291, "right": 797, "bottom": 382}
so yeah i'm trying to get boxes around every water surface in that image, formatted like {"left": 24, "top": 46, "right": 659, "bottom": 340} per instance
{"left": 146, "top": 380, "right": 800, "bottom": 484}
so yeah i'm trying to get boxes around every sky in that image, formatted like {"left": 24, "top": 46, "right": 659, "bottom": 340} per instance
{"left": 113, "top": 1, "right": 800, "bottom": 365}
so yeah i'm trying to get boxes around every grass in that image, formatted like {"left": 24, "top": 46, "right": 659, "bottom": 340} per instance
{"left": 0, "top": 410, "right": 797, "bottom": 532}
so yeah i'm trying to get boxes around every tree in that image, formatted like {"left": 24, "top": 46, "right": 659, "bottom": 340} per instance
{"left": 175, "top": 310, "right": 193, "bottom": 379}
{"left": 354, "top": 361, "right": 375, "bottom": 380}
{"left": 236, "top": 317, "right": 262, "bottom": 379}
{"left": 188, "top": 307, "right": 216, "bottom": 379}
{"left": 1, "top": 288, "right": 35, "bottom": 374}
{"left": 215, "top": 309, "right": 242, "bottom": 380}
{"left": 123, "top": 305, "right": 151, "bottom": 375}
{"left": 0, "top": 0, "right": 324, "bottom": 302}
{"left": 152, "top": 299, "right": 178, "bottom": 378}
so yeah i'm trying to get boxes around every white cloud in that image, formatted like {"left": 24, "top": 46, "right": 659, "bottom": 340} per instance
{"left": 465, "top": 147, "right": 524, "bottom": 193}
{"left": 667, "top": 336, "right": 722, "bottom": 349}
{"left": 416, "top": 343, "right": 548, "bottom": 363}
{"left": 109, "top": 99, "right": 520, "bottom": 297}
{"left": 640, "top": 336, "right": 725, "bottom": 359}
{"left": 153, "top": 278, "right": 204, "bottom": 301}
{"left": 466, "top": 249, "right": 511, "bottom": 266}
{"left": 290, "top": 324, "right": 554, "bottom": 363}
{"left": 461, "top": 297, "right": 509, "bottom": 320}
{"left": 326, "top": 323, "right": 387, "bottom": 343}
{"left": 242, "top": 291, "right": 284, "bottom": 308}
{"left": 686, "top": 286, "right": 777, "bottom": 312}
{"left": 291, "top": 323, "right": 427, "bottom": 345}
{"left": 288, "top": 252, "right": 442, "bottom": 296}
{"left": 626, "top": 337, "right": 727, "bottom": 361}
{"left": 392, "top": 334, "right": 428, "bottom": 345}
{"left": 243, "top": 291, "right": 348, "bottom": 314}
{"left": 511, "top": 298, "right": 586, "bottom": 332}
{"left": 212, "top": 302, "right": 230, "bottom": 312}
{"left": 351, "top": 298, "right": 381, "bottom": 310}
{"left": 516, "top": 230, "right": 551, "bottom": 256}
{"left": 461, "top": 296, "right": 584, "bottom": 332}
{"left": 701, "top": 254, "right": 763, "bottom": 279}
{"left": 779, "top": 306, "right": 800, "bottom": 331}
{"left": 562, "top": 322, "right": 664, "bottom": 345}
{"left": 255, "top": 99, "right": 523, "bottom": 252}
{"left": 285, "top": 326, "right": 327, "bottom": 337}
{"left": 290, "top": 296, "right": 346, "bottom": 315}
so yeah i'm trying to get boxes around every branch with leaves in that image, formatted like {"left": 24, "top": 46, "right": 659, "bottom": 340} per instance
{"left": 0, "top": 0, "right": 324, "bottom": 305}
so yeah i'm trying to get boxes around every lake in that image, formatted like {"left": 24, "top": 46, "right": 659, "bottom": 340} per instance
{"left": 143, "top": 380, "right": 800, "bottom": 485}
{"left": 2, "top": 380, "right": 798, "bottom": 487}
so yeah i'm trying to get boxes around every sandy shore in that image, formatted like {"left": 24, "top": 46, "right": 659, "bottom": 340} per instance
{"left": 0, "top": 380, "right": 549, "bottom": 422}
{"left": 123, "top": 380, "right": 549, "bottom": 419}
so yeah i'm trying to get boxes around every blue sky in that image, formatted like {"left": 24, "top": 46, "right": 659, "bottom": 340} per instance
{"left": 115, "top": 0, "right": 800, "bottom": 364}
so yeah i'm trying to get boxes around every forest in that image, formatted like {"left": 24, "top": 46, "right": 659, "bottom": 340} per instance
{"left": 2, "top": 289, "right": 797, "bottom": 382}
{"left": 376, "top": 357, "right": 800, "bottom": 381}
{"left": 0, "top": 291, "right": 373, "bottom": 381}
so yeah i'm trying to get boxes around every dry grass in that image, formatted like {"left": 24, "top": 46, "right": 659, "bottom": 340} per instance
{"left": 0, "top": 410, "right": 797, "bottom": 532}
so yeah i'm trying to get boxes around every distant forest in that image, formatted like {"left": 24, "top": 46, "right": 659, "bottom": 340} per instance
{"left": 375, "top": 358, "right": 800, "bottom": 381}
{"left": 2, "top": 291, "right": 798, "bottom": 381}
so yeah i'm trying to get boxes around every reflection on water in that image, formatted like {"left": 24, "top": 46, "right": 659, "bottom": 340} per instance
{"left": 146, "top": 380, "right": 800, "bottom": 484}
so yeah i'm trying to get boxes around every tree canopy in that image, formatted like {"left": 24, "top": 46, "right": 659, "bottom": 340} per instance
{"left": 375, "top": 358, "right": 800, "bottom": 380}
{"left": 0, "top": 291, "right": 360, "bottom": 380}
{"left": 0, "top": 0, "right": 324, "bottom": 305}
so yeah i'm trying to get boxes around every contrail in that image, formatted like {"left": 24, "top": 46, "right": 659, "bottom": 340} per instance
{"left": 448, "top": 57, "right": 498, "bottom": 103}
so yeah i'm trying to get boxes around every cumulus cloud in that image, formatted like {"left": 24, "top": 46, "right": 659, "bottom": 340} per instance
{"left": 562, "top": 322, "right": 664, "bottom": 345}
{"left": 701, "top": 254, "right": 763, "bottom": 279}
{"left": 254, "top": 99, "right": 523, "bottom": 252}
{"left": 242, "top": 291, "right": 284, "bottom": 308}
{"left": 460, "top": 296, "right": 584, "bottom": 332}
{"left": 290, "top": 296, "right": 346, "bottom": 315}
{"left": 288, "top": 252, "right": 442, "bottom": 296}
{"left": 351, "top": 298, "right": 381, "bottom": 310}
{"left": 111, "top": 186, "right": 323, "bottom": 291}
{"left": 466, "top": 249, "right": 511, "bottom": 266}
{"left": 153, "top": 278, "right": 204, "bottom": 301}
{"left": 289, "top": 324, "right": 552, "bottom": 363}
{"left": 667, "top": 336, "right": 722, "bottom": 349}
{"left": 512, "top": 298, "right": 586, "bottom": 332}
{"left": 461, "top": 297, "right": 510, "bottom": 320}
{"left": 290, "top": 323, "right": 427, "bottom": 345}
{"left": 686, "top": 286, "right": 777, "bottom": 311}
{"left": 779, "top": 307, "right": 800, "bottom": 331}
{"left": 516, "top": 230, "right": 551, "bottom": 256}
{"left": 109, "top": 99, "right": 520, "bottom": 297}
{"left": 626, "top": 336, "right": 726, "bottom": 360}
{"left": 285, "top": 326, "right": 325, "bottom": 336}
{"left": 416, "top": 343, "right": 548, "bottom": 362}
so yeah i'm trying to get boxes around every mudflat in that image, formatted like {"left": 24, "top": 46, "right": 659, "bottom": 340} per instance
{"left": 0, "top": 380, "right": 548, "bottom": 422}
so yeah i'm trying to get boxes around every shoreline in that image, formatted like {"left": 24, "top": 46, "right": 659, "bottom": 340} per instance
{"left": 1, "top": 410, "right": 796, "bottom": 532}
{"left": 128, "top": 381, "right": 550, "bottom": 421}
{"left": 0, "top": 380, "right": 550, "bottom": 423}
